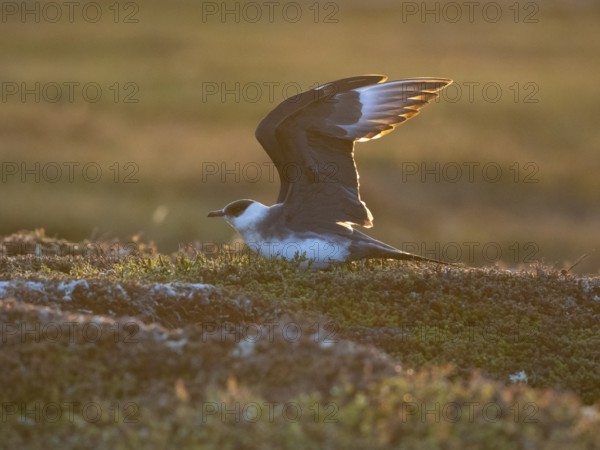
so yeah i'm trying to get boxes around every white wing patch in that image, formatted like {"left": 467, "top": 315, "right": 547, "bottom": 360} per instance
{"left": 338, "top": 80, "right": 449, "bottom": 142}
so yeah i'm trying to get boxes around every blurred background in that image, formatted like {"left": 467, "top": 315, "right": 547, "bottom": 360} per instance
{"left": 1, "top": 0, "right": 598, "bottom": 273}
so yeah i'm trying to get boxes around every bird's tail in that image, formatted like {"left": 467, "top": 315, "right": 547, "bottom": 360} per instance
{"left": 350, "top": 230, "right": 454, "bottom": 265}
{"left": 385, "top": 249, "right": 452, "bottom": 265}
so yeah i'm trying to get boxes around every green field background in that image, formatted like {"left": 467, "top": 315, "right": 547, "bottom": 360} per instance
{"left": 1, "top": 0, "right": 598, "bottom": 272}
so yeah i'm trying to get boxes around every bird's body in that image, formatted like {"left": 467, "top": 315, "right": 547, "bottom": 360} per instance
{"left": 208, "top": 75, "right": 452, "bottom": 267}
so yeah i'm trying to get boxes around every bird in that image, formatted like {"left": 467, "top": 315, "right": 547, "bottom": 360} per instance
{"left": 208, "top": 74, "right": 452, "bottom": 267}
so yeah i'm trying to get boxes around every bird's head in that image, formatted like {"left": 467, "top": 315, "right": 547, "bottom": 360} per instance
{"left": 207, "top": 199, "right": 267, "bottom": 233}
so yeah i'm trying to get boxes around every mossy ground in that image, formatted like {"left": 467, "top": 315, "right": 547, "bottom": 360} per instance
{"left": 1, "top": 230, "right": 599, "bottom": 449}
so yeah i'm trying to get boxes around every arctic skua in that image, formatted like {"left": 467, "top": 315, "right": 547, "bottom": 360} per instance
{"left": 208, "top": 75, "right": 452, "bottom": 267}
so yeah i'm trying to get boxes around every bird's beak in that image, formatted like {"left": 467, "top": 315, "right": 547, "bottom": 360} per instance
{"left": 207, "top": 209, "right": 225, "bottom": 218}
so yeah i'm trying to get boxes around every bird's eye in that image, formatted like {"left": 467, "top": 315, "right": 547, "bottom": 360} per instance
{"left": 227, "top": 200, "right": 252, "bottom": 217}
{"left": 230, "top": 205, "right": 244, "bottom": 216}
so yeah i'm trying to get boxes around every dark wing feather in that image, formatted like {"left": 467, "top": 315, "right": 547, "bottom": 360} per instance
{"left": 255, "top": 75, "right": 452, "bottom": 232}
{"left": 255, "top": 75, "right": 386, "bottom": 203}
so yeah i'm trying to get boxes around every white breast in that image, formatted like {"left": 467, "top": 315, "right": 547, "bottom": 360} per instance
{"left": 246, "top": 236, "right": 350, "bottom": 267}
{"left": 227, "top": 203, "right": 350, "bottom": 267}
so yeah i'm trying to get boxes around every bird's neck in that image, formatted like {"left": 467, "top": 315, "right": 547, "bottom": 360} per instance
{"left": 228, "top": 202, "right": 270, "bottom": 241}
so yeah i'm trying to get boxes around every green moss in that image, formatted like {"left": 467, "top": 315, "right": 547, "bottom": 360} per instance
{"left": 1, "top": 231, "right": 599, "bottom": 448}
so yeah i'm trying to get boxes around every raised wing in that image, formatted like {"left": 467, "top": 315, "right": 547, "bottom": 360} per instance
{"left": 255, "top": 75, "right": 385, "bottom": 203}
{"left": 255, "top": 75, "right": 452, "bottom": 231}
